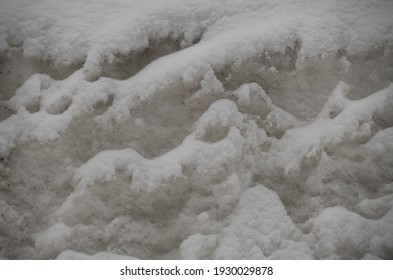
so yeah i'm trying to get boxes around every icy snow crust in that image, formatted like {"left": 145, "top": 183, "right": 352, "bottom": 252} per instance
{"left": 0, "top": 0, "right": 393, "bottom": 259}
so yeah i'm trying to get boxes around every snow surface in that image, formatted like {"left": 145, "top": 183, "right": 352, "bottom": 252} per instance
{"left": 0, "top": 0, "right": 393, "bottom": 259}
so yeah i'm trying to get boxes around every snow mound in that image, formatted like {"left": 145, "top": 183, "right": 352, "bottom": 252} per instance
{"left": 213, "top": 186, "right": 313, "bottom": 259}
{"left": 0, "top": 0, "right": 392, "bottom": 259}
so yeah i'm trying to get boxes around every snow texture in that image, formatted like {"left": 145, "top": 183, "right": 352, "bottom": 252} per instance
{"left": 0, "top": 0, "right": 392, "bottom": 259}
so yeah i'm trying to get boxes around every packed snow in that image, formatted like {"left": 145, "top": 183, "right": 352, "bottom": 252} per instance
{"left": 0, "top": 0, "right": 392, "bottom": 259}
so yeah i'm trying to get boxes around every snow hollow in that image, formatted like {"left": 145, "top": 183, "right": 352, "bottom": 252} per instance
{"left": 0, "top": 0, "right": 393, "bottom": 259}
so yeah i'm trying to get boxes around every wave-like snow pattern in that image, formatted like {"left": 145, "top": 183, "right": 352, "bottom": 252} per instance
{"left": 0, "top": 0, "right": 393, "bottom": 259}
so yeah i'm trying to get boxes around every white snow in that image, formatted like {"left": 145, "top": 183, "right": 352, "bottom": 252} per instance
{"left": 0, "top": 0, "right": 392, "bottom": 259}
{"left": 213, "top": 186, "right": 313, "bottom": 259}
{"left": 56, "top": 250, "right": 139, "bottom": 260}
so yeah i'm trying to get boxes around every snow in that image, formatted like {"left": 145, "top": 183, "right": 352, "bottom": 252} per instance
{"left": 0, "top": 0, "right": 392, "bottom": 259}
{"left": 213, "top": 186, "right": 313, "bottom": 259}
{"left": 56, "top": 250, "right": 139, "bottom": 260}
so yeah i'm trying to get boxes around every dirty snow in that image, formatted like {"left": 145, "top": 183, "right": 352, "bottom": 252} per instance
{"left": 0, "top": 0, "right": 392, "bottom": 259}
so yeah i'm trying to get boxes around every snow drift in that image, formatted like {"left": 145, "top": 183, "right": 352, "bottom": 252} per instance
{"left": 0, "top": 0, "right": 392, "bottom": 259}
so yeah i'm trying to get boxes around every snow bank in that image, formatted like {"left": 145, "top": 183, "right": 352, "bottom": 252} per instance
{"left": 0, "top": 0, "right": 392, "bottom": 259}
